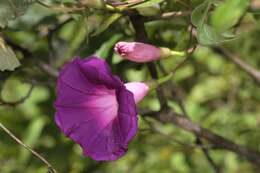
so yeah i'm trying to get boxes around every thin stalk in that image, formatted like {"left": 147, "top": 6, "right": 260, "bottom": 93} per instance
{"left": 0, "top": 122, "right": 57, "bottom": 173}
{"left": 147, "top": 57, "right": 189, "bottom": 90}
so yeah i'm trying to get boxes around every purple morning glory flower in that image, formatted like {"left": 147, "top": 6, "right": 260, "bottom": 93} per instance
{"left": 54, "top": 56, "right": 141, "bottom": 161}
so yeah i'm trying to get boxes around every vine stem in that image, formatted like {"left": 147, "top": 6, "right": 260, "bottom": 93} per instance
{"left": 148, "top": 56, "right": 189, "bottom": 89}
{"left": 0, "top": 122, "right": 57, "bottom": 173}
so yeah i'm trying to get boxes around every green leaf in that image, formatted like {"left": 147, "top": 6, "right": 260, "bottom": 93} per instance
{"left": 211, "top": 0, "right": 249, "bottom": 32}
{"left": 192, "top": 0, "right": 237, "bottom": 45}
{"left": 0, "top": 0, "right": 34, "bottom": 28}
{"left": 95, "top": 34, "right": 122, "bottom": 58}
{"left": 197, "top": 24, "right": 234, "bottom": 45}
{"left": 0, "top": 39, "right": 20, "bottom": 71}
{"left": 130, "top": 0, "right": 164, "bottom": 9}
{"left": 91, "top": 13, "right": 122, "bottom": 36}
{"left": 191, "top": 0, "right": 212, "bottom": 27}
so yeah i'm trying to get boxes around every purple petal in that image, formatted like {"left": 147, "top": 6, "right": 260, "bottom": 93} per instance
{"left": 78, "top": 56, "right": 123, "bottom": 89}
{"left": 54, "top": 56, "right": 138, "bottom": 161}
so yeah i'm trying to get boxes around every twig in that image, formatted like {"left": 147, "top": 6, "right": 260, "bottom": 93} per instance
{"left": 37, "top": 61, "right": 59, "bottom": 78}
{"left": 0, "top": 84, "right": 34, "bottom": 106}
{"left": 47, "top": 18, "right": 73, "bottom": 60}
{"left": 143, "top": 116, "right": 212, "bottom": 150}
{"left": 196, "top": 138, "right": 221, "bottom": 173}
{"left": 147, "top": 11, "right": 191, "bottom": 21}
{"left": 143, "top": 110, "right": 260, "bottom": 166}
{"left": 158, "top": 61, "right": 221, "bottom": 173}
{"left": 0, "top": 122, "right": 57, "bottom": 173}
{"left": 4, "top": 37, "right": 59, "bottom": 78}
{"left": 176, "top": 95, "right": 221, "bottom": 173}
{"left": 147, "top": 62, "right": 168, "bottom": 109}
{"left": 129, "top": 11, "right": 222, "bottom": 170}
{"left": 212, "top": 47, "right": 260, "bottom": 84}
{"left": 7, "top": 0, "right": 19, "bottom": 16}
{"left": 175, "top": 0, "right": 189, "bottom": 8}
{"left": 161, "top": 11, "right": 191, "bottom": 18}
{"left": 36, "top": 0, "right": 51, "bottom": 8}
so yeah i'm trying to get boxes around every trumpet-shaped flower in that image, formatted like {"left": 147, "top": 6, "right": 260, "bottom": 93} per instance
{"left": 54, "top": 56, "right": 140, "bottom": 161}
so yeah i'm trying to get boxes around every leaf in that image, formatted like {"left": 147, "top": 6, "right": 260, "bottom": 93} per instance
{"left": 192, "top": 0, "right": 237, "bottom": 45}
{"left": 91, "top": 13, "right": 122, "bottom": 37}
{"left": 95, "top": 34, "right": 123, "bottom": 58}
{"left": 0, "top": 38, "right": 20, "bottom": 71}
{"left": 130, "top": 0, "right": 164, "bottom": 9}
{"left": 197, "top": 24, "right": 235, "bottom": 45}
{"left": 191, "top": 0, "right": 212, "bottom": 27}
{"left": 211, "top": 0, "right": 249, "bottom": 32}
{"left": 0, "top": 0, "right": 34, "bottom": 28}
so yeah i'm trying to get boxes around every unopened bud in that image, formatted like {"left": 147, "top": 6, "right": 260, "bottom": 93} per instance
{"left": 114, "top": 41, "right": 185, "bottom": 63}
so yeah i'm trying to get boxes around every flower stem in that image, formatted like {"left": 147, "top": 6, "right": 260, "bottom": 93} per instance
{"left": 146, "top": 57, "right": 188, "bottom": 90}
{"left": 170, "top": 50, "right": 186, "bottom": 57}
{"left": 0, "top": 122, "right": 57, "bottom": 173}
{"left": 146, "top": 72, "right": 173, "bottom": 90}
{"left": 157, "top": 72, "right": 173, "bottom": 85}
{"left": 160, "top": 47, "right": 186, "bottom": 58}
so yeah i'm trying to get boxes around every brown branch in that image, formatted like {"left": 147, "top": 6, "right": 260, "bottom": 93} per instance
{"left": 158, "top": 61, "right": 221, "bottom": 173}
{"left": 129, "top": 12, "right": 222, "bottom": 170}
{"left": 196, "top": 138, "right": 221, "bottom": 173}
{"left": 129, "top": 14, "right": 168, "bottom": 110}
{"left": 129, "top": 11, "right": 228, "bottom": 170}
{"left": 175, "top": 93, "right": 221, "bottom": 173}
{"left": 143, "top": 110, "right": 260, "bottom": 166}
{"left": 212, "top": 47, "right": 260, "bottom": 84}
{"left": 142, "top": 116, "right": 213, "bottom": 150}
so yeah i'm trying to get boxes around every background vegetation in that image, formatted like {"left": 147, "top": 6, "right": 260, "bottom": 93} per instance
{"left": 0, "top": 0, "right": 260, "bottom": 173}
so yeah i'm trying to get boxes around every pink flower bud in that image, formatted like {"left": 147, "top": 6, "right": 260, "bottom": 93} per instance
{"left": 125, "top": 82, "right": 149, "bottom": 103}
{"left": 114, "top": 42, "right": 161, "bottom": 63}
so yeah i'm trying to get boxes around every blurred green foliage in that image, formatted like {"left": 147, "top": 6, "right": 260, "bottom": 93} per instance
{"left": 0, "top": 0, "right": 260, "bottom": 173}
